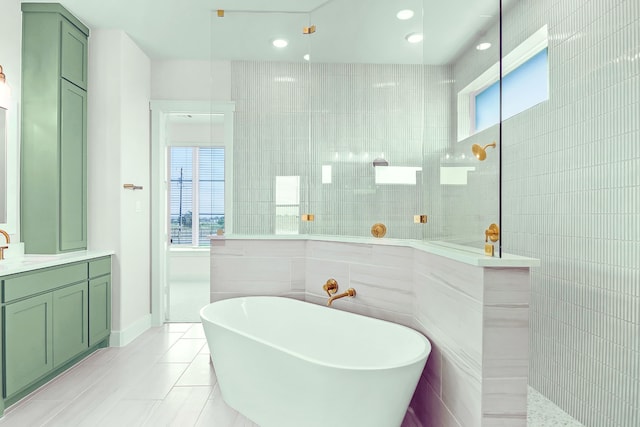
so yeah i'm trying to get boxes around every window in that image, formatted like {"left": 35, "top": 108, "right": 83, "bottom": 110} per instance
{"left": 457, "top": 25, "right": 549, "bottom": 140}
{"left": 475, "top": 48, "right": 549, "bottom": 132}
{"left": 169, "top": 147, "right": 224, "bottom": 246}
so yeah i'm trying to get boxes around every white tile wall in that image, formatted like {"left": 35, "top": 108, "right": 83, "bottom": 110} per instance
{"left": 230, "top": 61, "right": 452, "bottom": 239}
{"left": 498, "top": 0, "right": 640, "bottom": 426}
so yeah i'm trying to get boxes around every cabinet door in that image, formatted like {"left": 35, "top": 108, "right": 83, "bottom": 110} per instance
{"left": 53, "top": 282, "right": 89, "bottom": 367}
{"left": 89, "top": 276, "right": 111, "bottom": 346}
{"left": 4, "top": 293, "right": 54, "bottom": 398}
{"left": 60, "top": 80, "right": 87, "bottom": 252}
{"left": 61, "top": 19, "right": 88, "bottom": 89}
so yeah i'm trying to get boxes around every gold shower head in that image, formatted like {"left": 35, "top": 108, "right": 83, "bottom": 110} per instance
{"left": 471, "top": 141, "right": 497, "bottom": 161}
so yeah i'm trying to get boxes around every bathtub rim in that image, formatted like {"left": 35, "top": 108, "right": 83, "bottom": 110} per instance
{"left": 200, "top": 296, "right": 432, "bottom": 371}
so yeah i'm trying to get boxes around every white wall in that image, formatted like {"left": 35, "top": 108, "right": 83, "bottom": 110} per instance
{"left": 151, "top": 59, "right": 231, "bottom": 101}
{"left": 88, "top": 29, "right": 151, "bottom": 345}
{"left": 168, "top": 250, "right": 209, "bottom": 283}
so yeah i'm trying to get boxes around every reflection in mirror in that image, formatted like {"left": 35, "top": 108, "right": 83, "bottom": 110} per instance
{"left": 0, "top": 107, "right": 6, "bottom": 224}
{"left": 0, "top": 64, "right": 8, "bottom": 225}
{"left": 0, "top": 64, "right": 11, "bottom": 228}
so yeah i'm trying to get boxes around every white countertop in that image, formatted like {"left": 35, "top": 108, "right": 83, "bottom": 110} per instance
{"left": 0, "top": 250, "right": 114, "bottom": 276}
{"left": 211, "top": 234, "right": 540, "bottom": 268}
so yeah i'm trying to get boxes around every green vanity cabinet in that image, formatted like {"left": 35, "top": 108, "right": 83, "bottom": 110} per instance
{"left": 0, "top": 256, "right": 111, "bottom": 412}
{"left": 3, "top": 293, "right": 54, "bottom": 398}
{"left": 88, "top": 258, "right": 111, "bottom": 346}
{"left": 20, "top": 3, "right": 89, "bottom": 254}
{"left": 52, "top": 282, "right": 89, "bottom": 367}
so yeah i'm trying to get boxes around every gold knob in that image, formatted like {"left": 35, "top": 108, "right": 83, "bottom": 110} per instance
{"left": 485, "top": 223, "right": 500, "bottom": 242}
{"left": 323, "top": 278, "right": 338, "bottom": 296}
{"left": 371, "top": 223, "right": 386, "bottom": 238}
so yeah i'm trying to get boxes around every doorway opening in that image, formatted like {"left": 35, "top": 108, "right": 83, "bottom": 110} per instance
{"left": 150, "top": 101, "right": 234, "bottom": 324}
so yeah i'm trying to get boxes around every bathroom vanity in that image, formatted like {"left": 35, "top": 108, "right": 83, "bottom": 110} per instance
{"left": 0, "top": 251, "right": 111, "bottom": 416}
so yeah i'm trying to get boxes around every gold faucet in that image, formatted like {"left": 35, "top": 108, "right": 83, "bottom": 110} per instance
{"left": 0, "top": 229, "right": 10, "bottom": 260}
{"left": 327, "top": 288, "right": 356, "bottom": 306}
{"left": 322, "top": 278, "right": 356, "bottom": 306}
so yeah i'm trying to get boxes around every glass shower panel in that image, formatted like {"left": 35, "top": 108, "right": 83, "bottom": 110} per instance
{"left": 424, "top": 0, "right": 503, "bottom": 255}
{"left": 307, "top": 0, "right": 425, "bottom": 239}
{"left": 211, "top": 10, "right": 312, "bottom": 236}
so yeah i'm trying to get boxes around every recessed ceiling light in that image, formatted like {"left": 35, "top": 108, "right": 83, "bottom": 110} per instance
{"left": 272, "top": 39, "right": 288, "bottom": 48}
{"left": 476, "top": 42, "right": 492, "bottom": 50}
{"left": 303, "top": 54, "right": 310, "bottom": 61}
{"left": 396, "top": 9, "right": 414, "bottom": 20}
{"left": 405, "top": 32, "right": 423, "bottom": 43}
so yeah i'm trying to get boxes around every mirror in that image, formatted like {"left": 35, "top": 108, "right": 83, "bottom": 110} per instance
{"left": 0, "top": 63, "right": 15, "bottom": 233}
{"left": 0, "top": 107, "right": 6, "bottom": 224}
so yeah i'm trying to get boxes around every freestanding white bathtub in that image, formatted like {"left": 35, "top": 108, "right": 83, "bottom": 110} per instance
{"left": 200, "top": 296, "right": 431, "bottom": 427}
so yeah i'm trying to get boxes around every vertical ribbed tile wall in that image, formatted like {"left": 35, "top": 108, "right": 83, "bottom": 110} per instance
{"left": 231, "top": 61, "right": 311, "bottom": 235}
{"left": 445, "top": 22, "right": 502, "bottom": 248}
{"left": 231, "top": 61, "right": 452, "bottom": 239}
{"left": 500, "top": 1, "right": 640, "bottom": 426}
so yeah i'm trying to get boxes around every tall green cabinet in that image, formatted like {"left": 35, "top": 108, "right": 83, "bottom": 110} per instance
{"left": 21, "top": 3, "right": 89, "bottom": 254}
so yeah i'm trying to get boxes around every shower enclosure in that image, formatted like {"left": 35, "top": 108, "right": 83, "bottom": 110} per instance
{"left": 209, "top": 0, "right": 503, "bottom": 255}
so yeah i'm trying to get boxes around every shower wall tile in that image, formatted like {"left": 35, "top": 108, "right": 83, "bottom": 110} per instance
{"left": 482, "top": 377, "right": 528, "bottom": 426}
{"left": 410, "top": 374, "right": 462, "bottom": 427}
{"left": 210, "top": 239, "right": 303, "bottom": 296}
{"left": 414, "top": 251, "right": 485, "bottom": 301}
{"left": 441, "top": 352, "right": 482, "bottom": 427}
{"left": 492, "top": 0, "right": 640, "bottom": 425}
{"left": 306, "top": 240, "right": 373, "bottom": 264}
{"left": 291, "top": 257, "right": 306, "bottom": 291}
{"left": 414, "top": 268, "right": 483, "bottom": 367}
{"left": 231, "top": 61, "right": 451, "bottom": 238}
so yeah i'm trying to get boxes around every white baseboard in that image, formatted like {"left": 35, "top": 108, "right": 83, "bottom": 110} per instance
{"left": 109, "top": 314, "right": 152, "bottom": 347}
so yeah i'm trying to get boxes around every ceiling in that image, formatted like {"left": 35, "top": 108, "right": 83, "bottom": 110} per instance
{"left": 39, "top": 0, "right": 508, "bottom": 65}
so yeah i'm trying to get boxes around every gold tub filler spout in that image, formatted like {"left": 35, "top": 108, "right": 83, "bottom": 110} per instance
{"left": 322, "top": 278, "right": 356, "bottom": 306}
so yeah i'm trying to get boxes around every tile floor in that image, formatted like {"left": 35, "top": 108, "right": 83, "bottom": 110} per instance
{"left": 167, "top": 281, "right": 209, "bottom": 323}
{"left": 0, "top": 323, "right": 584, "bottom": 427}
{"left": 0, "top": 323, "right": 257, "bottom": 427}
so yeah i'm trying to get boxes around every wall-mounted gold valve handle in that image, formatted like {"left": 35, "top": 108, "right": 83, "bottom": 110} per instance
{"left": 323, "top": 278, "right": 338, "bottom": 297}
{"left": 371, "top": 223, "right": 386, "bottom": 238}
{"left": 485, "top": 223, "right": 500, "bottom": 242}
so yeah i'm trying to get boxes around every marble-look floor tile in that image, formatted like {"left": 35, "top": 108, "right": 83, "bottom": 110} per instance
{"left": 195, "top": 384, "right": 240, "bottom": 426}
{"left": 181, "top": 323, "right": 206, "bottom": 339}
{"left": 176, "top": 354, "right": 217, "bottom": 386}
{"left": 30, "top": 361, "right": 110, "bottom": 401}
{"left": 94, "top": 399, "right": 159, "bottom": 427}
{"left": 159, "top": 338, "right": 207, "bottom": 363}
{"left": 142, "top": 386, "right": 212, "bottom": 427}
{"left": 124, "top": 362, "right": 190, "bottom": 399}
{"left": 0, "top": 399, "right": 67, "bottom": 427}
